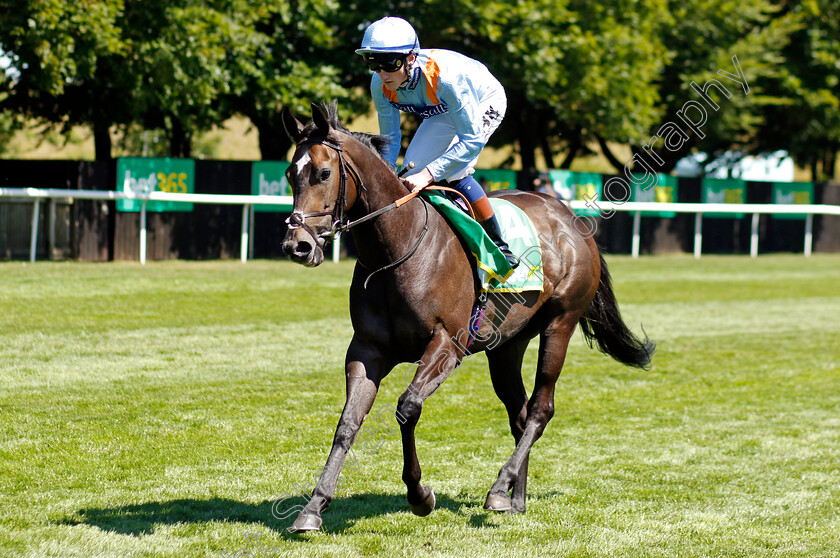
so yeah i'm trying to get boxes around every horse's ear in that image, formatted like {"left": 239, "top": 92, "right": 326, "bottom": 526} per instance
{"left": 281, "top": 107, "right": 305, "bottom": 143}
{"left": 311, "top": 102, "right": 331, "bottom": 134}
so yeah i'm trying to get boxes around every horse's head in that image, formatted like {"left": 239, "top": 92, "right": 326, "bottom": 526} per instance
{"left": 281, "top": 102, "right": 357, "bottom": 267}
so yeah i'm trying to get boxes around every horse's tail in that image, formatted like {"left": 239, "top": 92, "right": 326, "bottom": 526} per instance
{"left": 578, "top": 253, "right": 655, "bottom": 369}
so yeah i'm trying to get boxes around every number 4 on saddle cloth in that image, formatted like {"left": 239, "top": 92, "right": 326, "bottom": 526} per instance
{"left": 420, "top": 190, "right": 544, "bottom": 294}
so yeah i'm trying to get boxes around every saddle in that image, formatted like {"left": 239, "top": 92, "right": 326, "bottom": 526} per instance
{"left": 419, "top": 190, "right": 544, "bottom": 294}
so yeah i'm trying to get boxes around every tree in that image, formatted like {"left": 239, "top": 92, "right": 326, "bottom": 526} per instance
{"left": 3, "top": 0, "right": 834, "bottom": 175}
{"left": 394, "top": 0, "right": 670, "bottom": 172}
{"left": 401, "top": 0, "right": 805, "bottom": 179}
{"left": 0, "top": 0, "right": 362, "bottom": 161}
{"left": 225, "top": 0, "right": 368, "bottom": 161}
{"left": 125, "top": 1, "right": 268, "bottom": 157}
{"left": 755, "top": 0, "right": 840, "bottom": 180}
{"left": 0, "top": 69, "right": 18, "bottom": 155}
{"left": 622, "top": 0, "right": 803, "bottom": 176}
{"left": 0, "top": 0, "right": 128, "bottom": 160}
{"left": 0, "top": 0, "right": 255, "bottom": 160}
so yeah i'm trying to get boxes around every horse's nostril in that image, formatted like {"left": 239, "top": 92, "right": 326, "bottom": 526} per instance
{"left": 294, "top": 241, "right": 313, "bottom": 257}
{"left": 283, "top": 239, "right": 312, "bottom": 257}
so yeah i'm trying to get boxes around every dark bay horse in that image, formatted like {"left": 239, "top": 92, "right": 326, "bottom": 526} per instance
{"left": 280, "top": 102, "right": 654, "bottom": 532}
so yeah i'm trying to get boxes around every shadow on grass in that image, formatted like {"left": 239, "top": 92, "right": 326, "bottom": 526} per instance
{"left": 60, "top": 491, "right": 486, "bottom": 537}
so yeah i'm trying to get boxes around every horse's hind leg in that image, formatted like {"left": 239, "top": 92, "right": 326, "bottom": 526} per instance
{"left": 486, "top": 333, "right": 532, "bottom": 512}
{"left": 397, "top": 325, "right": 462, "bottom": 517}
{"left": 485, "top": 315, "right": 576, "bottom": 511}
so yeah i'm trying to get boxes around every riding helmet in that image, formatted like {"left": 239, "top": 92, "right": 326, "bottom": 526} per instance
{"left": 355, "top": 16, "right": 420, "bottom": 55}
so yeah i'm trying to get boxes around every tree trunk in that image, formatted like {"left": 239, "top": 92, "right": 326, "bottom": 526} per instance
{"left": 518, "top": 106, "right": 537, "bottom": 172}
{"left": 597, "top": 135, "right": 625, "bottom": 173}
{"left": 253, "top": 114, "right": 293, "bottom": 160}
{"left": 559, "top": 126, "right": 582, "bottom": 169}
{"left": 540, "top": 136, "right": 555, "bottom": 169}
{"left": 651, "top": 142, "right": 695, "bottom": 175}
{"left": 93, "top": 117, "right": 112, "bottom": 163}
{"left": 823, "top": 145, "right": 837, "bottom": 180}
{"left": 169, "top": 118, "right": 191, "bottom": 158}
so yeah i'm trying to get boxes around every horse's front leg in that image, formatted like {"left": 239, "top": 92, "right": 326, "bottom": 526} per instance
{"left": 397, "top": 325, "right": 462, "bottom": 517}
{"left": 289, "top": 338, "right": 390, "bottom": 532}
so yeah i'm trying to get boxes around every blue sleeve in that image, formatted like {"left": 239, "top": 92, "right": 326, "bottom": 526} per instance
{"left": 425, "top": 75, "right": 485, "bottom": 180}
{"left": 370, "top": 76, "right": 401, "bottom": 168}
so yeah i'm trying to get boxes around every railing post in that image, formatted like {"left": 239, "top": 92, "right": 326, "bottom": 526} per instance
{"left": 750, "top": 213, "right": 759, "bottom": 258}
{"left": 631, "top": 211, "right": 641, "bottom": 258}
{"left": 332, "top": 233, "right": 341, "bottom": 263}
{"left": 248, "top": 205, "right": 255, "bottom": 260}
{"left": 48, "top": 199, "right": 57, "bottom": 260}
{"left": 804, "top": 213, "right": 813, "bottom": 257}
{"left": 29, "top": 199, "right": 40, "bottom": 263}
{"left": 139, "top": 200, "right": 148, "bottom": 265}
{"left": 240, "top": 204, "right": 250, "bottom": 263}
{"left": 693, "top": 212, "right": 703, "bottom": 259}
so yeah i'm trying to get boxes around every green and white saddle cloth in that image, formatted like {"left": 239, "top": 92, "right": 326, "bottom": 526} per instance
{"left": 421, "top": 191, "right": 544, "bottom": 293}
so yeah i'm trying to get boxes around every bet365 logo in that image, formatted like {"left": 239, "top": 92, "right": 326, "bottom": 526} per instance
{"left": 123, "top": 170, "right": 188, "bottom": 194}
{"left": 257, "top": 173, "right": 289, "bottom": 196}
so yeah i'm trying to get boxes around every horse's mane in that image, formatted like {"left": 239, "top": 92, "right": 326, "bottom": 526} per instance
{"left": 304, "top": 101, "right": 394, "bottom": 163}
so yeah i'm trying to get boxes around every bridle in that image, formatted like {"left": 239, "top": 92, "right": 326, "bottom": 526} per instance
{"left": 285, "top": 135, "right": 481, "bottom": 288}
{"left": 285, "top": 136, "right": 474, "bottom": 237}
{"left": 284, "top": 137, "right": 360, "bottom": 244}
{"left": 284, "top": 136, "right": 431, "bottom": 287}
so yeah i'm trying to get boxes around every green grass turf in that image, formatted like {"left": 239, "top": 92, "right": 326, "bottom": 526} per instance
{"left": 1, "top": 255, "right": 838, "bottom": 557}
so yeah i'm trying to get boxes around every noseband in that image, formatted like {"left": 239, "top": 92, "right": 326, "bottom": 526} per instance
{"left": 284, "top": 138, "right": 363, "bottom": 245}
{"left": 284, "top": 135, "right": 432, "bottom": 288}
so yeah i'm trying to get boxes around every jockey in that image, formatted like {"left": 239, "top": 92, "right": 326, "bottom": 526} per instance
{"left": 356, "top": 16, "right": 519, "bottom": 268}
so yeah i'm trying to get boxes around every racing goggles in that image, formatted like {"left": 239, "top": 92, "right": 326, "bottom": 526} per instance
{"left": 364, "top": 53, "right": 406, "bottom": 73}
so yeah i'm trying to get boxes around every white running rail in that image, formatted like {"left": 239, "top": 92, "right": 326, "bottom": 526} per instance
{"left": 3, "top": 188, "right": 839, "bottom": 263}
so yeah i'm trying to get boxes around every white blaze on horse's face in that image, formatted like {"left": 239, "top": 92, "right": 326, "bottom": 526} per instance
{"left": 295, "top": 150, "right": 311, "bottom": 175}
{"left": 282, "top": 145, "right": 333, "bottom": 268}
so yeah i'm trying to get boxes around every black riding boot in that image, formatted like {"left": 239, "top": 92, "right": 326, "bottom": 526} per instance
{"left": 480, "top": 215, "right": 519, "bottom": 269}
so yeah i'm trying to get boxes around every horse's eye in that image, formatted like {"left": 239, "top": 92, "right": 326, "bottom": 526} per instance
{"left": 320, "top": 170, "right": 332, "bottom": 181}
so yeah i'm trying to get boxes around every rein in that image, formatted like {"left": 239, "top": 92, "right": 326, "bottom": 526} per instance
{"left": 285, "top": 136, "right": 475, "bottom": 288}
{"left": 346, "top": 185, "right": 475, "bottom": 229}
{"left": 359, "top": 200, "right": 429, "bottom": 289}
{"left": 284, "top": 137, "right": 360, "bottom": 244}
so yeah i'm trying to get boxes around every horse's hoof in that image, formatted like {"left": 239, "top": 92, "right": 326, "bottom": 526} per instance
{"left": 409, "top": 487, "right": 436, "bottom": 517}
{"left": 287, "top": 513, "right": 322, "bottom": 533}
{"left": 484, "top": 492, "right": 512, "bottom": 512}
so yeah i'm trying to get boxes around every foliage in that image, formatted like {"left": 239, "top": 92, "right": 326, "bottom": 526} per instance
{"left": 0, "top": 91, "right": 18, "bottom": 156}
{"left": 0, "top": 0, "right": 128, "bottom": 159}
{"left": 125, "top": 2, "right": 260, "bottom": 156}
{"left": 756, "top": 0, "right": 840, "bottom": 180}
{"left": 499, "top": 0, "right": 669, "bottom": 145}
{"left": 0, "top": 0, "right": 361, "bottom": 160}
{"left": 633, "top": 0, "right": 806, "bottom": 174}
{"left": 0, "top": 113, "right": 15, "bottom": 156}
{"left": 224, "top": 0, "right": 368, "bottom": 160}
{"left": 0, "top": 1, "right": 838, "bottom": 175}
{"left": 365, "top": 0, "right": 670, "bottom": 171}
